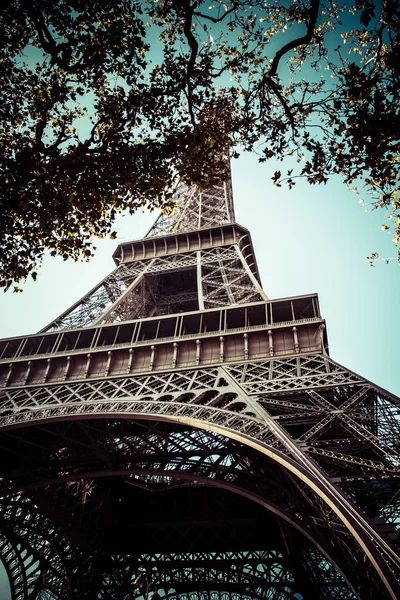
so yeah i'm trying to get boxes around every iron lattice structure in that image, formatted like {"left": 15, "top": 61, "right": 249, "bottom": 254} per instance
{"left": 0, "top": 167, "right": 400, "bottom": 600}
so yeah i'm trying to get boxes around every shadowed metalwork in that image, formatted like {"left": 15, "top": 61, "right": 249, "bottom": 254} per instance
{"left": 0, "top": 165, "right": 399, "bottom": 600}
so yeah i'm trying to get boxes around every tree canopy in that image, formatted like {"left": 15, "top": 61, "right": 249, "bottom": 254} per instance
{"left": 1, "top": 0, "right": 399, "bottom": 290}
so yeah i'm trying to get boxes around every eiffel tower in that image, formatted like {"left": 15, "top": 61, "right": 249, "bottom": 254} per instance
{"left": 0, "top": 164, "right": 400, "bottom": 600}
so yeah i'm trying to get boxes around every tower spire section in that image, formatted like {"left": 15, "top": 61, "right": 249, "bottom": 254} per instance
{"left": 0, "top": 163, "right": 400, "bottom": 599}
{"left": 37, "top": 164, "right": 263, "bottom": 332}
{"left": 145, "top": 176, "right": 235, "bottom": 238}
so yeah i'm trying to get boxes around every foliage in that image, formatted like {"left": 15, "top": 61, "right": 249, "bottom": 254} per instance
{"left": 1, "top": 0, "right": 399, "bottom": 289}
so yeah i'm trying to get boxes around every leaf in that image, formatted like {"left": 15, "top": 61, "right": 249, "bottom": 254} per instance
{"left": 360, "top": 8, "right": 374, "bottom": 27}
{"left": 272, "top": 170, "right": 281, "bottom": 183}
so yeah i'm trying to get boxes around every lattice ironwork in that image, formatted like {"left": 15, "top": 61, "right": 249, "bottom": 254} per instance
{"left": 96, "top": 549, "right": 356, "bottom": 600}
{"left": 1, "top": 357, "right": 399, "bottom": 597}
{"left": 41, "top": 262, "right": 146, "bottom": 332}
{"left": 200, "top": 247, "right": 265, "bottom": 308}
{"left": 41, "top": 244, "right": 265, "bottom": 332}
{"left": 1, "top": 167, "right": 400, "bottom": 600}
{"left": 0, "top": 418, "right": 360, "bottom": 599}
{"left": 0, "top": 495, "right": 78, "bottom": 600}
{"left": 146, "top": 180, "right": 234, "bottom": 238}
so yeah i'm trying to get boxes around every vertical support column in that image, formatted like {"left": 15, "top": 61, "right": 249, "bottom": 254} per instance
{"left": 198, "top": 192, "right": 203, "bottom": 229}
{"left": 64, "top": 356, "right": 71, "bottom": 380}
{"left": 292, "top": 327, "right": 300, "bottom": 354}
{"left": 196, "top": 340, "right": 201, "bottom": 366}
{"left": 23, "top": 361, "right": 31, "bottom": 385}
{"left": 268, "top": 330, "right": 274, "bottom": 357}
{"left": 291, "top": 301, "right": 295, "bottom": 322}
{"left": 84, "top": 354, "right": 91, "bottom": 378}
{"left": 43, "top": 358, "right": 52, "bottom": 383}
{"left": 318, "top": 324, "right": 326, "bottom": 353}
{"left": 172, "top": 343, "right": 178, "bottom": 368}
{"left": 150, "top": 346, "right": 156, "bottom": 371}
{"left": 219, "top": 337, "right": 225, "bottom": 362}
{"left": 223, "top": 180, "right": 234, "bottom": 221}
{"left": 127, "top": 348, "right": 134, "bottom": 373}
{"left": 243, "top": 333, "right": 249, "bottom": 360}
{"left": 312, "top": 296, "right": 318, "bottom": 318}
{"left": 197, "top": 251, "right": 205, "bottom": 310}
{"left": 105, "top": 351, "right": 113, "bottom": 376}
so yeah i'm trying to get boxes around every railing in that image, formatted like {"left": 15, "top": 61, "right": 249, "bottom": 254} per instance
{"left": 0, "top": 294, "right": 322, "bottom": 363}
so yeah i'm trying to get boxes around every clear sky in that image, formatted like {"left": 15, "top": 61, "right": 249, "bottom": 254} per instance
{"left": 0, "top": 153, "right": 399, "bottom": 598}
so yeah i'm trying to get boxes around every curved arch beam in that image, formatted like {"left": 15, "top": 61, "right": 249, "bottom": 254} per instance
{"left": 2, "top": 398, "right": 399, "bottom": 597}
{"left": 5, "top": 465, "right": 358, "bottom": 598}
{"left": 0, "top": 531, "right": 27, "bottom": 600}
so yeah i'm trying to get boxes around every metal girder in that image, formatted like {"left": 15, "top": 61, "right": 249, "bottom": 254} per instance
{"left": 0, "top": 495, "right": 79, "bottom": 599}
{"left": 95, "top": 548, "right": 355, "bottom": 600}
{"left": 40, "top": 244, "right": 265, "bottom": 332}
{"left": 37, "top": 168, "right": 259, "bottom": 333}
{"left": 145, "top": 180, "right": 234, "bottom": 238}
{"left": 40, "top": 263, "right": 146, "bottom": 332}
{"left": 0, "top": 418, "right": 358, "bottom": 599}
{"left": 1, "top": 167, "right": 400, "bottom": 600}
{"left": 0, "top": 355, "right": 399, "bottom": 598}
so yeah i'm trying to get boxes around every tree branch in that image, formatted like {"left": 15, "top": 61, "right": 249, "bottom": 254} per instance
{"left": 193, "top": 2, "right": 238, "bottom": 24}
{"left": 268, "top": 0, "right": 321, "bottom": 78}
{"left": 180, "top": 1, "right": 199, "bottom": 125}
{"left": 257, "top": 0, "right": 321, "bottom": 127}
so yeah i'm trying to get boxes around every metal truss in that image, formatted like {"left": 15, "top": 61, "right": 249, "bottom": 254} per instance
{"left": 0, "top": 494, "right": 79, "bottom": 600}
{"left": 0, "top": 419, "right": 357, "bottom": 599}
{"left": 146, "top": 180, "right": 234, "bottom": 238}
{"left": 41, "top": 262, "right": 146, "bottom": 332}
{"left": 1, "top": 165, "right": 400, "bottom": 600}
{"left": 39, "top": 168, "right": 258, "bottom": 333}
{"left": 96, "top": 548, "right": 355, "bottom": 600}
{"left": 41, "top": 245, "right": 265, "bottom": 332}
{"left": 0, "top": 530, "right": 29, "bottom": 599}
{"left": 200, "top": 247, "right": 265, "bottom": 308}
{"left": 0, "top": 353, "right": 399, "bottom": 598}
{"left": 0, "top": 355, "right": 367, "bottom": 421}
